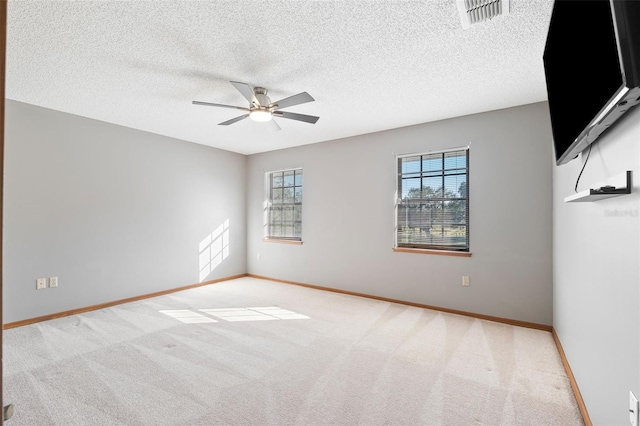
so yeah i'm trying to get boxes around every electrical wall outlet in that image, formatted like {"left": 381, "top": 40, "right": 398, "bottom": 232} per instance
{"left": 36, "top": 278, "right": 46, "bottom": 290}
{"left": 49, "top": 276, "right": 58, "bottom": 288}
{"left": 630, "top": 391, "right": 639, "bottom": 426}
{"left": 462, "top": 276, "right": 470, "bottom": 287}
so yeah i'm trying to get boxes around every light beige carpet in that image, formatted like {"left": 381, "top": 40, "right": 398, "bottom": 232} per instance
{"left": 3, "top": 277, "right": 583, "bottom": 425}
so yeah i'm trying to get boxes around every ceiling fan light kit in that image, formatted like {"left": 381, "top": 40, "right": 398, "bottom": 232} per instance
{"left": 193, "top": 81, "right": 319, "bottom": 130}
{"left": 250, "top": 109, "right": 272, "bottom": 122}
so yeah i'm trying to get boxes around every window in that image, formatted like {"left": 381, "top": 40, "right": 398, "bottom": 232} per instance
{"left": 265, "top": 169, "right": 303, "bottom": 241}
{"left": 396, "top": 148, "right": 469, "bottom": 252}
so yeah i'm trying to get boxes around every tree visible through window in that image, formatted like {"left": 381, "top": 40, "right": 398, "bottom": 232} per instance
{"left": 266, "top": 169, "right": 302, "bottom": 241}
{"left": 396, "top": 149, "right": 469, "bottom": 251}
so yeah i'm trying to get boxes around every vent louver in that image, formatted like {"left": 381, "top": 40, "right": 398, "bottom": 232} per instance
{"left": 457, "top": 0, "right": 510, "bottom": 29}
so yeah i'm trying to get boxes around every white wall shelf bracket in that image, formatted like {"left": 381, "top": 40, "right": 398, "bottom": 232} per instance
{"left": 564, "top": 171, "right": 632, "bottom": 203}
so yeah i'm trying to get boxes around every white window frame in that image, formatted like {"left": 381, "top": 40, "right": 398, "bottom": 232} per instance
{"left": 394, "top": 147, "right": 469, "bottom": 254}
{"left": 264, "top": 168, "right": 303, "bottom": 243}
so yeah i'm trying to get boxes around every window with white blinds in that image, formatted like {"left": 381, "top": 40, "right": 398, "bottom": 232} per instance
{"left": 266, "top": 169, "right": 302, "bottom": 241}
{"left": 396, "top": 149, "right": 469, "bottom": 251}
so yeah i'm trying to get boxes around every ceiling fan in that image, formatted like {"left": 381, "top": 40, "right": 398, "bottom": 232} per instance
{"left": 192, "top": 81, "right": 319, "bottom": 130}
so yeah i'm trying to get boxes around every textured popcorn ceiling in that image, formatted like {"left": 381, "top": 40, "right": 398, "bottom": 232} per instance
{"left": 6, "top": 0, "right": 554, "bottom": 155}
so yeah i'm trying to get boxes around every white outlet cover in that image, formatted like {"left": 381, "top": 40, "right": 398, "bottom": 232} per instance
{"left": 36, "top": 278, "right": 46, "bottom": 290}
{"left": 631, "top": 391, "right": 639, "bottom": 426}
{"left": 49, "top": 277, "right": 58, "bottom": 288}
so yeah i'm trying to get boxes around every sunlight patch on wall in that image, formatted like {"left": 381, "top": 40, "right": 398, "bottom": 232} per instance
{"left": 159, "top": 310, "right": 218, "bottom": 324}
{"left": 199, "top": 219, "right": 230, "bottom": 282}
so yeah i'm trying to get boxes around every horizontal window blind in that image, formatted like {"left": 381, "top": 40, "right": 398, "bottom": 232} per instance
{"left": 396, "top": 149, "right": 469, "bottom": 251}
{"left": 267, "top": 169, "right": 302, "bottom": 240}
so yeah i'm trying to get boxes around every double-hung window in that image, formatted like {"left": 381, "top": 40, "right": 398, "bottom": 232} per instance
{"left": 396, "top": 148, "right": 469, "bottom": 252}
{"left": 265, "top": 168, "right": 303, "bottom": 242}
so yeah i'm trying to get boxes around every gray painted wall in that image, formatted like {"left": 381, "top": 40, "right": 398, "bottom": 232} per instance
{"left": 553, "top": 106, "right": 640, "bottom": 425}
{"left": 247, "top": 102, "right": 554, "bottom": 325}
{"left": 3, "top": 100, "right": 247, "bottom": 323}
{"left": 5, "top": 94, "right": 637, "bottom": 423}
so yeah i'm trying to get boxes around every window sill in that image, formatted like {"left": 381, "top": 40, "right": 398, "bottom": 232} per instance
{"left": 393, "top": 247, "right": 471, "bottom": 257}
{"left": 263, "top": 238, "right": 303, "bottom": 245}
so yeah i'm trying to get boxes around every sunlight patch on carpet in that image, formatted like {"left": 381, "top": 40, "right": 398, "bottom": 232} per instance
{"left": 200, "top": 307, "right": 310, "bottom": 322}
{"left": 159, "top": 307, "right": 310, "bottom": 324}
{"left": 159, "top": 310, "right": 218, "bottom": 324}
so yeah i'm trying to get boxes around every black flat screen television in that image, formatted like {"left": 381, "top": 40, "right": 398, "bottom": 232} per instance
{"left": 543, "top": 0, "right": 640, "bottom": 166}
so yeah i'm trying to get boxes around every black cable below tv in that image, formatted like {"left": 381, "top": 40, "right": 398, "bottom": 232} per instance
{"left": 543, "top": 0, "right": 640, "bottom": 166}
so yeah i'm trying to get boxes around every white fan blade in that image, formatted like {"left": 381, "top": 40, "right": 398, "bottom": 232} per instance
{"left": 274, "top": 111, "right": 319, "bottom": 124}
{"left": 230, "top": 81, "right": 258, "bottom": 105}
{"left": 192, "top": 100, "right": 249, "bottom": 111}
{"left": 219, "top": 114, "right": 249, "bottom": 125}
{"left": 270, "top": 92, "right": 314, "bottom": 110}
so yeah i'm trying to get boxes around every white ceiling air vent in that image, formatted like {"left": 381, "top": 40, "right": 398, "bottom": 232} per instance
{"left": 457, "top": 0, "right": 510, "bottom": 29}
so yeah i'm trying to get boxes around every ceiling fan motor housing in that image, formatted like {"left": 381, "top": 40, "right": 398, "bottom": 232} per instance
{"left": 253, "top": 87, "right": 271, "bottom": 109}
